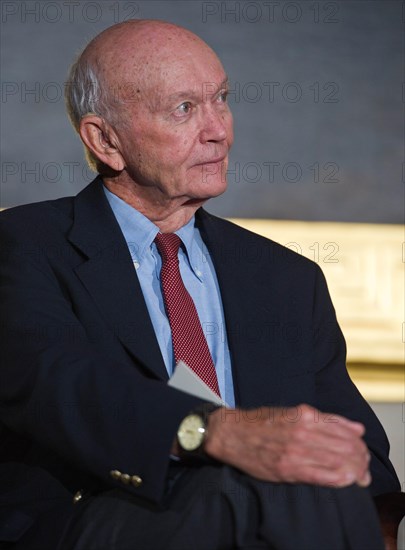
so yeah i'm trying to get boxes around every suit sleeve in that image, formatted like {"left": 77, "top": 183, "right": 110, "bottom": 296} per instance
{"left": 0, "top": 217, "right": 204, "bottom": 503}
{"left": 311, "top": 266, "right": 400, "bottom": 495}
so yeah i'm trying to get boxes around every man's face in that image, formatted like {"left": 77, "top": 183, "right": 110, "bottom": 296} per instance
{"left": 113, "top": 39, "right": 234, "bottom": 207}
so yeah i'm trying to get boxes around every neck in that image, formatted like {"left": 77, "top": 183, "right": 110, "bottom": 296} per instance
{"left": 103, "top": 176, "right": 204, "bottom": 233}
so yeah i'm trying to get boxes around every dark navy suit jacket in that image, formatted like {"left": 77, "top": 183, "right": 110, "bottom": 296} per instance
{"left": 0, "top": 178, "right": 399, "bottom": 547}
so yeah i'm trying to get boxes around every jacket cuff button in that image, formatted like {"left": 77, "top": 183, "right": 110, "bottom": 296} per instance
{"left": 120, "top": 473, "right": 131, "bottom": 484}
{"left": 131, "top": 475, "right": 142, "bottom": 487}
{"left": 110, "top": 469, "right": 121, "bottom": 480}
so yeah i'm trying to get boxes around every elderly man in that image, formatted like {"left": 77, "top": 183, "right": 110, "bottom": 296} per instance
{"left": 0, "top": 19, "right": 399, "bottom": 550}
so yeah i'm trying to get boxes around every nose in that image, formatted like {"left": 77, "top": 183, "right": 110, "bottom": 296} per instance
{"left": 199, "top": 105, "right": 229, "bottom": 144}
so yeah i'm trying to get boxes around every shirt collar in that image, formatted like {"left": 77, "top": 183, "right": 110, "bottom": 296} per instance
{"left": 103, "top": 185, "right": 159, "bottom": 262}
{"left": 103, "top": 185, "right": 205, "bottom": 281}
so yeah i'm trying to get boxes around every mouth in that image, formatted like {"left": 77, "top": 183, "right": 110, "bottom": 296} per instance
{"left": 196, "top": 156, "right": 227, "bottom": 166}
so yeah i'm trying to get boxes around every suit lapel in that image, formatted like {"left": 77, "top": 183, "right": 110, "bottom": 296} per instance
{"left": 197, "top": 209, "right": 282, "bottom": 409}
{"left": 68, "top": 178, "right": 168, "bottom": 381}
{"left": 67, "top": 182, "right": 282, "bottom": 402}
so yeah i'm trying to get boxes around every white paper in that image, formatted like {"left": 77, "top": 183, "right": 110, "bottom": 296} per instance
{"left": 168, "top": 360, "right": 228, "bottom": 407}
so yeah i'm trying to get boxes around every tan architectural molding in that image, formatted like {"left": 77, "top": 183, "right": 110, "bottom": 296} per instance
{"left": 229, "top": 219, "right": 404, "bottom": 402}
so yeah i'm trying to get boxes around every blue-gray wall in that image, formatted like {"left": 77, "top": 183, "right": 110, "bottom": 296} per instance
{"left": 1, "top": 1, "right": 403, "bottom": 223}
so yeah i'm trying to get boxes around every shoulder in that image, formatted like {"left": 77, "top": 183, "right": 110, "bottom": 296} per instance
{"left": 0, "top": 196, "right": 74, "bottom": 243}
{"left": 197, "top": 209, "right": 321, "bottom": 276}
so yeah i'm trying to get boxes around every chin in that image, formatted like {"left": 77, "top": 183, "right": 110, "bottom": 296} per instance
{"left": 201, "top": 174, "right": 228, "bottom": 197}
{"left": 184, "top": 181, "right": 226, "bottom": 207}
{"left": 188, "top": 164, "right": 228, "bottom": 196}
{"left": 208, "top": 178, "right": 228, "bottom": 199}
{"left": 184, "top": 198, "right": 207, "bottom": 207}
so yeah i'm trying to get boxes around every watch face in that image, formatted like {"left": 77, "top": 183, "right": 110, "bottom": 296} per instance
{"left": 177, "top": 414, "right": 206, "bottom": 451}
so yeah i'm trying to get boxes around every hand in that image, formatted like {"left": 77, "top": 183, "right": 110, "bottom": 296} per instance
{"left": 204, "top": 404, "right": 371, "bottom": 488}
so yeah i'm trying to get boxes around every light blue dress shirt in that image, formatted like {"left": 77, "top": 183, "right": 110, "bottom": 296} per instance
{"left": 104, "top": 186, "right": 235, "bottom": 407}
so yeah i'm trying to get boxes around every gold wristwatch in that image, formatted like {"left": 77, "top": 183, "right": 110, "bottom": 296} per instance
{"left": 177, "top": 413, "right": 207, "bottom": 452}
{"left": 176, "top": 404, "right": 220, "bottom": 457}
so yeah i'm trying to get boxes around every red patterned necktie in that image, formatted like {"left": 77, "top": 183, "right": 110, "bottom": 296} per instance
{"left": 155, "top": 232, "right": 220, "bottom": 396}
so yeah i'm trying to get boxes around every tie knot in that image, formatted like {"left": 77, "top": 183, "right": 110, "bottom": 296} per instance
{"left": 155, "top": 232, "right": 181, "bottom": 262}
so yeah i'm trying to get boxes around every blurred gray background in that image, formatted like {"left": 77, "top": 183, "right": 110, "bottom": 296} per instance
{"left": 1, "top": 0, "right": 403, "bottom": 222}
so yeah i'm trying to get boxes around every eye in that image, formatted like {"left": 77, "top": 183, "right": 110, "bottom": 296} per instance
{"left": 175, "top": 101, "right": 192, "bottom": 116}
{"left": 217, "top": 90, "right": 228, "bottom": 103}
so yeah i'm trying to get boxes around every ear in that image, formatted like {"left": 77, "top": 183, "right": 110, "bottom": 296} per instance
{"left": 79, "top": 115, "right": 125, "bottom": 172}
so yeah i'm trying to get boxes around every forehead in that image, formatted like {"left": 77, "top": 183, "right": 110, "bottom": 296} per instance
{"left": 119, "top": 38, "right": 226, "bottom": 107}
{"left": 159, "top": 51, "right": 225, "bottom": 94}
{"left": 93, "top": 24, "right": 226, "bottom": 111}
{"left": 154, "top": 58, "right": 225, "bottom": 114}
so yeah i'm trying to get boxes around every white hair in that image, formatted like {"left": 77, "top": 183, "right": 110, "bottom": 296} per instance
{"left": 65, "top": 55, "right": 123, "bottom": 172}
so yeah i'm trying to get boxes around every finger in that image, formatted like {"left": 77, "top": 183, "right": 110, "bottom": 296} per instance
{"left": 307, "top": 432, "right": 368, "bottom": 462}
{"left": 280, "top": 462, "right": 360, "bottom": 487}
{"left": 287, "top": 456, "right": 371, "bottom": 487}
{"left": 291, "top": 441, "right": 369, "bottom": 470}
{"left": 357, "top": 470, "right": 372, "bottom": 487}
{"left": 319, "top": 413, "right": 366, "bottom": 435}
{"left": 280, "top": 416, "right": 369, "bottom": 462}
{"left": 264, "top": 433, "right": 369, "bottom": 486}
{"left": 311, "top": 414, "right": 365, "bottom": 438}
